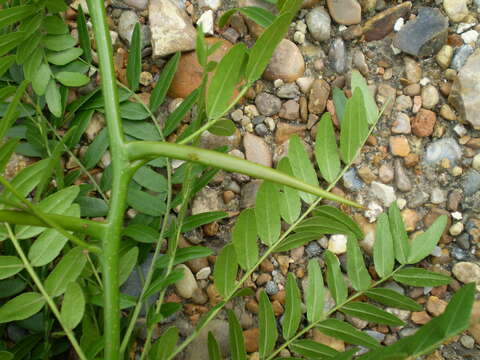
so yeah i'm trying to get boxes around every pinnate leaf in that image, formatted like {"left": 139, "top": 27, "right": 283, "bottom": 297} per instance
{"left": 60, "top": 282, "right": 85, "bottom": 330}
{"left": 388, "top": 202, "right": 410, "bottom": 264}
{"left": 341, "top": 302, "right": 404, "bottom": 326}
{"left": 289, "top": 340, "right": 339, "bottom": 359}
{"left": 0, "top": 292, "right": 45, "bottom": 323}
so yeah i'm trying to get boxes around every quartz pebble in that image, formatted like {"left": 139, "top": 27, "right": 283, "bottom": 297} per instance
{"left": 328, "top": 234, "right": 347, "bottom": 254}
{"left": 371, "top": 181, "right": 396, "bottom": 206}
{"left": 306, "top": 7, "right": 331, "bottom": 41}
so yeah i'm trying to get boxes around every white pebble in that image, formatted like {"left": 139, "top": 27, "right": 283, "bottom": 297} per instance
{"left": 457, "top": 22, "right": 476, "bottom": 34}
{"left": 461, "top": 30, "right": 479, "bottom": 44}
{"left": 391, "top": 44, "right": 401, "bottom": 55}
{"left": 454, "top": 124, "right": 467, "bottom": 136}
{"left": 197, "top": 10, "right": 214, "bottom": 35}
{"left": 397, "top": 198, "right": 407, "bottom": 209}
{"left": 196, "top": 267, "right": 211, "bottom": 280}
{"left": 274, "top": 79, "right": 284, "bottom": 88}
{"left": 365, "top": 201, "right": 383, "bottom": 223}
{"left": 338, "top": 25, "right": 347, "bottom": 32}
{"left": 419, "top": 77, "right": 430, "bottom": 86}
{"left": 293, "top": 31, "right": 305, "bottom": 44}
{"left": 328, "top": 234, "right": 348, "bottom": 255}
{"left": 449, "top": 222, "right": 464, "bottom": 236}
{"left": 472, "top": 153, "right": 480, "bottom": 171}
{"left": 394, "top": 18, "right": 404, "bottom": 32}
{"left": 452, "top": 211, "right": 463, "bottom": 220}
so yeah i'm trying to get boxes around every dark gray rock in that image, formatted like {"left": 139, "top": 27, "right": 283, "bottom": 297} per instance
{"left": 393, "top": 7, "right": 448, "bottom": 58}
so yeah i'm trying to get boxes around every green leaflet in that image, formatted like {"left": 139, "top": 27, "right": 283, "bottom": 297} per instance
{"left": 289, "top": 340, "right": 339, "bottom": 359}
{"left": 163, "top": 88, "right": 200, "bottom": 136}
{"left": 315, "top": 112, "right": 340, "bottom": 184}
{"left": 346, "top": 236, "right": 371, "bottom": 291}
{"left": 407, "top": 215, "right": 447, "bottom": 264}
{"left": 46, "top": 47, "right": 83, "bottom": 66}
{"left": 332, "top": 87, "right": 347, "bottom": 123}
{"left": 45, "top": 78, "right": 62, "bottom": 117}
{"left": 324, "top": 250, "right": 347, "bottom": 305}
{"left": 0, "top": 80, "right": 29, "bottom": 141}
{"left": 259, "top": 291, "right": 277, "bottom": 359}
{"left": 0, "top": 5, "right": 36, "bottom": 30}
{"left": 133, "top": 165, "right": 168, "bottom": 192}
{"left": 55, "top": 72, "right": 90, "bottom": 87}
{"left": 2, "top": 158, "right": 49, "bottom": 203}
{"left": 288, "top": 135, "right": 319, "bottom": 204}
{"left": 232, "top": 209, "right": 258, "bottom": 271}
{"left": 150, "top": 52, "right": 180, "bottom": 112}
{"left": 306, "top": 259, "right": 324, "bottom": 324}
{"left": 219, "top": 7, "right": 276, "bottom": 29}
{"left": 227, "top": 310, "right": 247, "bottom": 360}
{"left": 43, "top": 34, "right": 76, "bottom": 51}
{"left": 340, "top": 88, "right": 369, "bottom": 164}
{"left": 388, "top": 202, "right": 410, "bottom": 264}
{"left": 43, "top": 15, "right": 69, "bottom": 34}
{"left": 365, "top": 288, "right": 422, "bottom": 311}
{"left": 44, "top": 247, "right": 87, "bottom": 297}
{"left": 340, "top": 302, "right": 404, "bottom": 326}
{"left": 255, "top": 181, "right": 280, "bottom": 246}
{"left": 0, "top": 55, "right": 15, "bottom": 78}
{"left": 317, "top": 318, "right": 380, "bottom": 349}
{"left": 0, "top": 139, "right": 18, "bottom": 174}
{"left": 208, "top": 332, "right": 221, "bottom": 360}
{"left": 0, "top": 292, "right": 45, "bottom": 324}
{"left": 393, "top": 268, "right": 451, "bottom": 287}
{"left": 213, "top": 244, "right": 237, "bottom": 298}
{"left": 127, "top": 23, "right": 141, "bottom": 92}
{"left": 351, "top": 70, "right": 378, "bottom": 125}
{"left": 151, "top": 326, "right": 178, "bottom": 360}
{"left": 206, "top": 43, "right": 247, "bottom": 119}
{"left": 76, "top": 5, "right": 92, "bottom": 63}
{"left": 277, "top": 157, "right": 301, "bottom": 224}
{"left": 208, "top": 119, "right": 236, "bottom": 136}
{"left": 60, "top": 282, "right": 85, "bottom": 330}
{"left": 282, "top": 273, "right": 301, "bottom": 340}
{"left": 0, "top": 32, "right": 26, "bottom": 57}
{"left": 118, "top": 246, "right": 139, "bottom": 286}
{"left": 313, "top": 205, "right": 363, "bottom": 239}
{"left": 0, "top": 256, "right": 23, "bottom": 280}
{"left": 373, "top": 213, "right": 394, "bottom": 278}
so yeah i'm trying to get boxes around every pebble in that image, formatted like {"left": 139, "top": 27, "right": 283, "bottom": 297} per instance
{"left": 279, "top": 100, "right": 300, "bottom": 120}
{"left": 390, "top": 136, "right": 410, "bottom": 157}
{"left": 439, "top": 104, "right": 457, "bottom": 121}
{"left": 196, "top": 267, "right": 211, "bottom": 280}
{"left": 264, "top": 39, "right": 305, "bottom": 82}
{"left": 421, "top": 85, "right": 439, "bottom": 110}
{"left": 328, "top": 234, "right": 347, "bottom": 254}
{"left": 327, "top": 0, "right": 361, "bottom": 25}
{"left": 357, "top": 166, "right": 376, "bottom": 184}
{"left": 328, "top": 38, "right": 347, "bottom": 73}
{"left": 412, "top": 109, "right": 436, "bottom": 137}
{"left": 450, "top": 222, "right": 464, "bottom": 236}
{"left": 185, "top": 320, "right": 229, "bottom": 359}
{"left": 452, "top": 262, "right": 480, "bottom": 285}
{"left": 277, "top": 83, "right": 300, "bottom": 99}
{"left": 424, "top": 138, "right": 462, "bottom": 165}
{"left": 463, "top": 170, "right": 480, "bottom": 196}
{"left": 449, "top": 50, "right": 480, "bottom": 130}
{"left": 243, "top": 133, "right": 272, "bottom": 167}
{"left": 460, "top": 335, "right": 475, "bottom": 349}
{"left": 461, "top": 30, "right": 479, "bottom": 44}
{"left": 296, "top": 77, "right": 314, "bottom": 94}
{"left": 306, "top": 7, "right": 331, "bottom": 41}
{"left": 394, "top": 160, "right": 412, "bottom": 192}
{"left": 149, "top": 0, "right": 196, "bottom": 57}
{"left": 192, "top": 188, "right": 222, "bottom": 215}
{"left": 265, "top": 281, "right": 279, "bottom": 295}
{"left": 306, "top": 242, "right": 322, "bottom": 257}
{"left": 371, "top": 181, "right": 396, "bottom": 206}
{"left": 199, "top": 0, "right": 222, "bottom": 10}
{"left": 255, "top": 93, "right": 281, "bottom": 116}
{"left": 430, "top": 188, "right": 446, "bottom": 204}
{"left": 393, "top": 7, "right": 448, "bottom": 58}
{"left": 451, "top": 45, "right": 474, "bottom": 70}
{"left": 404, "top": 84, "right": 421, "bottom": 96}
{"left": 197, "top": 10, "right": 214, "bottom": 35}
{"left": 443, "top": 0, "right": 468, "bottom": 23}
{"left": 308, "top": 79, "right": 330, "bottom": 114}
{"left": 436, "top": 45, "right": 454, "bottom": 69}
{"left": 473, "top": 154, "right": 480, "bottom": 171}
{"left": 174, "top": 264, "right": 198, "bottom": 299}
{"left": 427, "top": 296, "right": 447, "bottom": 317}
{"left": 362, "top": 2, "right": 412, "bottom": 41}
{"left": 395, "top": 95, "right": 413, "bottom": 112}
{"left": 343, "top": 168, "right": 364, "bottom": 190}
{"left": 411, "top": 311, "right": 431, "bottom": 325}
{"left": 379, "top": 164, "right": 394, "bottom": 183}
{"left": 392, "top": 112, "right": 411, "bottom": 134}
{"left": 243, "top": 328, "right": 259, "bottom": 352}
{"left": 118, "top": 11, "right": 140, "bottom": 46}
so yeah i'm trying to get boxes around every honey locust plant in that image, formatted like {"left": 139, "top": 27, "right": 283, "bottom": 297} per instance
{"left": 0, "top": 0, "right": 475, "bottom": 359}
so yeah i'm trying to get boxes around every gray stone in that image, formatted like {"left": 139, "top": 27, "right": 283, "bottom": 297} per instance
{"left": 393, "top": 7, "right": 448, "bottom": 58}
{"left": 277, "top": 83, "right": 300, "bottom": 99}
{"left": 306, "top": 242, "right": 322, "bottom": 257}
{"left": 263, "top": 39, "right": 305, "bottom": 82}
{"left": 114, "top": 0, "right": 147, "bottom": 9}
{"left": 306, "top": 7, "right": 331, "bottom": 42}
{"left": 371, "top": 181, "right": 396, "bottom": 206}
{"left": 391, "top": 112, "right": 411, "bottom": 134}
{"left": 343, "top": 168, "right": 364, "bottom": 190}
{"left": 328, "top": 38, "right": 347, "bottom": 73}
{"left": 118, "top": 11, "right": 140, "bottom": 45}
{"left": 424, "top": 138, "right": 462, "bottom": 165}
{"left": 327, "top": 0, "right": 362, "bottom": 25}
{"left": 394, "top": 160, "right": 412, "bottom": 192}
{"left": 463, "top": 170, "right": 480, "bottom": 196}
{"left": 240, "top": 180, "right": 262, "bottom": 208}
{"left": 255, "top": 123, "right": 269, "bottom": 136}
{"left": 265, "top": 281, "right": 279, "bottom": 295}
{"left": 174, "top": 264, "right": 198, "bottom": 299}
{"left": 452, "top": 247, "right": 467, "bottom": 260}
{"left": 149, "top": 0, "right": 196, "bottom": 57}
{"left": 430, "top": 188, "right": 446, "bottom": 204}
{"left": 443, "top": 0, "right": 468, "bottom": 23}
{"left": 255, "top": 92, "right": 282, "bottom": 116}
{"left": 449, "top": 50, "right": 480, "bottom": 129}
{"left": 452, "top": 262, "right": 480, "bottom": 285}
{"left": 191, "top": 188, "right": 222, "bottom": 215}
{"left": 243, "top": 133, "right": 272, "bottom": 167}
{"left": 185, "top": 320, "right": 230, "bottom": 360}
{"left": 451, "top": 45, "right": 474, "bottom": 70}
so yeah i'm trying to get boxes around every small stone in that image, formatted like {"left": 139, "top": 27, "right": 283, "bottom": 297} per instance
{"left": 390, "top": 136, "right": 410, "bottom": 157}
{"left": 352, "top": 49, "right": 368, "bottom": 76}
{"left": 412, "top": 109, "right": 436, "bottom": 137}
{"left": 328, "top": 234, "right": 347, "bottom": 254}
{"left": 306, "top": 242, "right": 323, "bottom": 257}
{"left": 277, "top": 83, "right": 300, "bottom": 99}
{"left": 395, "top": 159, "right": 412, "bottom": 192}
{"left": 342, "top": 168, "right": 364, "bottom": 191}
{"left": 449, "top": 50, "right": 480, "bottom": 130}
{"left": 275, "top": 122, "right": 307, "bottom": 145}
{"left": 306, "top": 7, "right": 331, "bottom": 41}
{"left": 312, "top": 329, "right": 345, "bottom": 352}
{"left": 452, "top": 262, "right": 480, "bottom": 285}
{"left": 392, "top": 112, "right": 411, "bottom": 134}
{"left": 463, "top": 170, "right": 480, "bottom": 196}
{"left": 196, "top": 267, "right": 211, "bottom": 280}
{"left": 197, "top": 10, "right": 214, "bottom": 35}
{"left": 363, "top": 2, "right": 412, "bottom": 41}
{"left": 424, "top": 138, "right": 462, "bottom": 165}
{"left": 308, "top": 79, "right": 330, "bottom": 114}
{"left": 327, "top": 0, "right": 361, "bottom": 25}
{"left": 263, "top": 39, "right": 305, "bottom": 82}
{"left": 403, "top": 56, "right": 422, "bottom": 83}
{"left": 404, "top": 83, "right": 421, "bottom": 96}
{"left": 199, "top": 0, "right": 222, "bottom": 10}
{"left": 443, "top": 0, "right": 468, "bottom": 23}
{"left": 379, "top": 164, "right": 394, "bottom": 183}
{"left": 357, "top": 166, "right": 376, "bottom": 184}
{"left": 279, "top": 100, "right": 300, "bottom": 120}
{"left": 265, "top": 281, "right": 279, "bottom": 295}
{"left": 255, "top": 93, "right": 281, "bottom": 116}
{"left": 451, "top": 45, "right": 474, "bottom": 70}
{"left": 439, "top": 104, "right": 456, "bottom": 121}
{"left": 118, "top": 11, "right": 140, "bottom": 46}
{"left": 328, "top": 38, "right": 347, "bottom": 74}
{"left": 192, "top": 188, "right": 222, "bottom": 215}
{"left": 377, "top": 83, "right": 396, "bottom": 115}
{"left": 426, "top": 296, "right": 447, "bottom": 317}
{"left": 149, "top": 0, "right": 196, "bottom": 57}
{"left": 472, "top": 154, "right": 480, "bottom": 171}
{"left": 461, "top": 30, "right": 479, "bottom": 44}
{"left": 296, "top": 77, "right": 315, "bottom": 94}
{"left": 460, "top": 335, "right": 475, "bottom": 349}
{"left": 421, "top": 85, "right": 439, "bottom": 110}
{"left": 243, "top": 133, "right": 272, "bottom": 167}
{"left": 395, "top": 95, "right": 413, "bottom": 112}
{"left": 174, "top": 264, "right": 198, "bottom": 299}
{"left": 185, "top": 320, "right": 229, "bottom": 359}
{"left": 430, "top": 188, "right": 446, "bottom": 204}
{"left": 371, "top": 181, "right": 396, "bottom": 206}
{"left": 243, "top": 328, "right": 259, "bottom": 353}
{"left": 436, "top": 45, "right": 454, "bottom": 69}
{"left": 450, "top": 222, "right": 464, "bottom": 236}
{"left": 393, "top": 7, "right": 448, "bottom": 58}
{"left": 411, "top": 311, "right": 431, "bottom": 325}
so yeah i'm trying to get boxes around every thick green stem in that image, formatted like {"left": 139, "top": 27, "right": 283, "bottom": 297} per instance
{"left": 87, "top": 1, "right": 129, "bottom": 358}
{"left": 126, "top": 141, "right": 361, "bottom": 208}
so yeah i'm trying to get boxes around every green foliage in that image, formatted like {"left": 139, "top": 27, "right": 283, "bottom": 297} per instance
{"left": 0, "top": 1, "right": 473, "bottom": 359}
